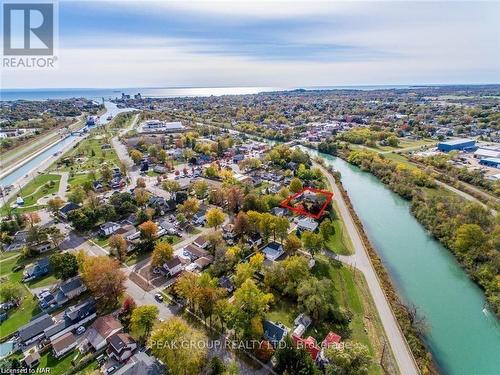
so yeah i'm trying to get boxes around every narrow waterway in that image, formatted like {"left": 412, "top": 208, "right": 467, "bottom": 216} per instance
{"left": 302, "top": 147, "right": 500, "bottom": 375}
{"left": 0, "top": 102, "right": 135, "bottom": 188}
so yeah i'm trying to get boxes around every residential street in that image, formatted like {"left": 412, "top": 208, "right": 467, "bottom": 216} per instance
{"left": 314, "top": 162, "right": 420, "bottom": 375}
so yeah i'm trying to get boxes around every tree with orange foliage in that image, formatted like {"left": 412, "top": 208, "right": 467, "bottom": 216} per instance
{"left": 80, "top": 255, "right": 126, "bottom": 308}
{"left": 138, "top": 220, "right": 158, "bottom": 242}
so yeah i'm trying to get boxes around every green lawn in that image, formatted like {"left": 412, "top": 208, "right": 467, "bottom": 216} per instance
{"left": 125, "top": 251, "right": 151, "bottom": 266}
{"left": 38, "top": 350, "right": 77, "bottom": 375}
{"left": 0, "top": 251, "right": 20, "bottom": 261}
{"left": 91, "top": 236, "right": 109, "bottom": 248}
{"left": 77, "top": 359, "right": 100, "bottom": 374}
{"left": 312, "top": 255, "right": 385, "bottom": 374}
{"left": 1, "top": 174, "right": 61, "bottom": 215}
{"left": 383, "top": 152, "right": 419, "bottom": 170}
{"left": 68, "top": 173, "right": 91, "bottom": 188}
{"left": 53, "top": 137, "right": 120, "bottom": 174}
{"left": 325, "top": 219, "right": 354, "bottom": 255}
{"left": 0, "top": 294, "right": 40, "bottom": 340}
{"left": 266, "top": 295, "right": 297, "bottom": 328}
{"left": 27, "top": 274, "right": 59, "bottom": 289}
{"left": 0, "top": 254, "right": 48, "bottom": 339}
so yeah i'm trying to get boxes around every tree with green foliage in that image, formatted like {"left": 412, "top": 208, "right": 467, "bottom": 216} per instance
{"left": 108, "top": 234, "right": 128, "bottom": 261}
{"left": 0, "top": 282, "right": 24, "bottom": 304}
{"left": 149, "top": 317, "right": 207, "bottom": 375}
{"left": 130, "top": 305, "right": 159, "bottom": 342}
{"left": 151, "top": 241, "right": 173, "bottom": 267}
{"left": 49, "top": 252, "right": 79, "bottom": 280}
{"left": 301, "top": 231, "right": 323, "bottom": 255}
{"left": 319, "top": 219, "right": 336, "bottom": 242}
{"left": 67, "top": 185, "right": 86, "bottom": 204}
{"left": 228, "top": 279, "right": 273, "bottom": 339}
{"left": 297, "top": 277, "right": 335, "bottom": 320}
{"left": 284, "top": 233, "right": 302, "bottom": 255}
{"left": 324, "top": 341, "right": 371, "bottom": 375}
{"left": 206, "top": 207, "right": 225, "bottom": 229}
{"left": 274, "top": 335, "right": 319, "bottom": 375}
{"left": 289, "top": 177, "right": 304, "bottom": 193}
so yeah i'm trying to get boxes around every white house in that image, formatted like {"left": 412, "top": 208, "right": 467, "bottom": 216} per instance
{"left": 99, "top": 222, "right": 121, "bottom": 237}
{"left": 163, "top": 256, "right": 184, "bottom": 277}
{"left": 297, "top": 217, "right": 319, "bottom": 232}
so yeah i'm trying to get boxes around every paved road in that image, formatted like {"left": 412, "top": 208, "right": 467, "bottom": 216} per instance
{"left": 315, "top": 162, "right": 420, "bottom": 375}
{"left": 435, "top": 180, "right": 497, "bottom": 214}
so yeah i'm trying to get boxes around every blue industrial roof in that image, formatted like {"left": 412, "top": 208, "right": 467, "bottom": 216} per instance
{"left": 439, "top": 138, "right": 475, "bottom": 145}
{"left": 481, "top": 158, "right": 500, "bottom": 163}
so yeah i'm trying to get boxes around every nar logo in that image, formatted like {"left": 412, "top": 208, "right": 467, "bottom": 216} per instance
{"left": 3, "top": 2, "right": 54, "bottom": 55}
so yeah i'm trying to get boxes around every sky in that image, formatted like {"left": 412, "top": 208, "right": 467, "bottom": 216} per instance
{"left": 1, "top": 0, "right": 499, "bottom": 89}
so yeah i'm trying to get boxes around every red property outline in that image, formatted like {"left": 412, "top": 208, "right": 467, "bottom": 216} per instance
{"left": 280, "top": 187, "right": 333, "bottom": 219}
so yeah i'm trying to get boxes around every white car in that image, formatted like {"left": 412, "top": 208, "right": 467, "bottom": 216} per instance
{"left": 76, "top": 326, "right": 86, "bottom": 335}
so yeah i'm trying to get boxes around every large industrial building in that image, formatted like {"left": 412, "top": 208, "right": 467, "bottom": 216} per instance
{"left": 479, "top": 158, "right": 500, "bottom": 169}
{"left": 437, "top": 138, "right": 476, "bottom": 152}
{"left": 138, "top": 120, "right": 186, "bottom": 134}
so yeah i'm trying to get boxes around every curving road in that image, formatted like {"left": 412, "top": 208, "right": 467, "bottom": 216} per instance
{"left": 314, "top": 161, "right": 420, "bottom": 375}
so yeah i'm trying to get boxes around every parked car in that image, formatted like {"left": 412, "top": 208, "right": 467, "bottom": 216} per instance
{"left": 76, "top": 326, "right": 86, "bottom": 335}
{"left": 105, "top": 366, "right": 117, "bottom": 374}
{"left": 154, "top": 293, "right": 164, "bottom": 302}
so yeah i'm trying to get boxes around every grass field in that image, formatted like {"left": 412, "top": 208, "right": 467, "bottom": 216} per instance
{"left": 27, "top": 274, "right": 59, "bottom": 289}
{"left": 312, "top": 256, "right": 386, "bottom": 375}
{"left": 383, "top": 152, "right": 419, "bottom": 170}
{"left": 325, "top": 219, "right": 354, "bottom": 255}
{"left": 1, "top": 174, "right": 61, "bottom": 215}
{"left": 351, "top": 138, "right": 436, "bottom": 153}
{"left": 68, "top": 172, "right": 91, "bottom": 188}
{"left": 0, "top": 254, "right": 53, "bottom": 339}
{"left": 54, "top": 137, "right": 120, "bottom": 174}
{"left": 38, "top": 350, "right": 77, "bottom": 375}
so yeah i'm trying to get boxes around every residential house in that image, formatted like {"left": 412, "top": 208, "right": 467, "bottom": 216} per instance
{"left": 99, "top": 222, "right": 121, "bottom": 237}
{"left": 192, "top": 209, "right": 207, "bottom": 226}
{"left": 222, "top": 224, "right": 237, "bottom": 243}
{"left": 261, "top": 242, "right": 285, "bottom": 262}
{"left": 292, "top": 314, "right": 312, "bottom": 338}
{"left": 218, "top": 276, "right": 234, "bottom": 294}
{"left": 149, "top": 196, "right": 176, "bottom": 215}
{"left": 183, "top": 244, "right": 210, "bottom": 261}
{"left": 23, "top": 352, "right": 40, "bottom": 369}
{"left": 194, "top": 256, "right": 213, "bottom": 270}
{"left": 59, "top": 202, "right": 80, "bottom": 220}
{"left": 53, "top": 276, "right": 87, "bottom": 306}
{"left": 153, "top": 165, "right": 168, "bottom": 174}
{"left": 51, "top": 332, "right": 78, "bottom": 358}
{"left": 113, "top": 351, "right": 165, "bottom": 375}
{"left": 107, "top": 333, "right": 137, "bottom": 363}
{"left": 263, "top": 320, "right": 287, "bottom": 348}
{"left": 193, "top": 235, "right": 209, "bottom": 249}
{"left": 292, "top": 335, "right": 320, "bottom": 361}
{"left": 84, "top": 315, "right": 123, "bottom": 351}
{"left": 17, "top": 313, "right": 55, "bottom": 346}
{"left": 3, "top": 230, "right": 29, "bottom": 251}
{"left": 247, "top": 233, "right": 263, "bottom": 248}
{"left": 23, "top": 257, "right": 50, "bottom": 282}
{"left": 271, "top": 207, "right": 287, "bottom": 217}
{"left": 297, "top": 217, "right": 319, "bottom": 232}
{"left": 163, "top": 256, "right": 184, "bottom": 277}
{"left": 43, "top": 298, "right": 97, "bottom": 342}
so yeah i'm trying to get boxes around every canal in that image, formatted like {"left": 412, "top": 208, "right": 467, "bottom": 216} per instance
{"left": 0, "top": 102, "right": 135, "bottom": 189}
{"left": 302, "top": 147, "right": 500, "bottom": 375}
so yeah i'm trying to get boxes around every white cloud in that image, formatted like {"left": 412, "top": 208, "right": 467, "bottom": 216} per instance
{"left": 1, "top": 0, "right": 498, "bottom": 88}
